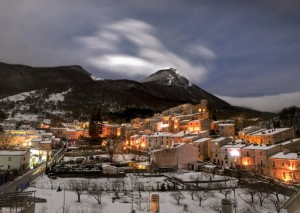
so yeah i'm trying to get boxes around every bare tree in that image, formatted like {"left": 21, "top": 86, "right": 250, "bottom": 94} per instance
{"left": 270, "top": 194, "right": 285, "bottom": 213}
{"left": 0, "top": 132, "right": 14, "bottom": 148}
{"left": 189, "top": 173, "right": 202, "bottom": 187}
{"left": 245, "top": 188, "right": 257, "bottom": 203}
{"left": 88, "top": 182, "right": 106, "bottom": 204}
{"left": 210, "top": 201, "right": 222, "bottom": 213}
{"left": 105, "top": 136, "right": 124, "bottom": 162}
{"left": 195, "top": 190, "right": 212, "bottom": 206}
{"left": 133, "top": 180, "right": 144, "bottom": 198}
{"left": 170, "top": 191, "right": 185, "bottom": 205}
{"left": 188, "top": 190, "right": 196, "bottom": 200}
{"left": 256, "top": 190, "right": 269, "bottom": 206}
{"left": 68, "top": 179, "right": 90, "bottom": 202}
{"left": 216, "top": 182, "right": 231, "bottom": 199}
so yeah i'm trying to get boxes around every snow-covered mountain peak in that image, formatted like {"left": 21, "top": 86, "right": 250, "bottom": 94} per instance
{"left": 142, "top": 68, "right": 192, "bottom": 87}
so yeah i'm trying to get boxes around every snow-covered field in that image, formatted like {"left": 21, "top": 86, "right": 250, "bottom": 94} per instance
{"left": 27, "top": 173, "right": 288, "bottom": 213}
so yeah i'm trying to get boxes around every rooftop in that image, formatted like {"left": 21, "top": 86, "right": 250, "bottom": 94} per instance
{"left": 243, "top": 144, "right": 277, "bottom": 150}
{"left": 0, "top": 150, "right": 28, "bottom": 156}
{"left": 270, "top": 152, "right": 300, "bottom": 160}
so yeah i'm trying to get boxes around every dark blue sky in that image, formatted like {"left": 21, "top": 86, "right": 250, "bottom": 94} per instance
{"left": 0, "top": 0, "right": 300, "bottom": 111}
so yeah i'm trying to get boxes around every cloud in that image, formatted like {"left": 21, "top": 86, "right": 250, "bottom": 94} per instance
{"left": 217, "top": 92, "right": 300, "bottom": 112}
{"left": 188, "top": 44, "right": 217, "bottom": 59}
{"left": 76, "top": 18, "right": 212, "bottom": 82}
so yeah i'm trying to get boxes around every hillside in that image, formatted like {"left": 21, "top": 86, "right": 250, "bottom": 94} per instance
{"left": 0, "top": 63, "right": 272, "bottom": 121}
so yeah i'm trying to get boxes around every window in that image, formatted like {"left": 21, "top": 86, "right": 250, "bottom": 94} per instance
{"left": 273, "top": 161, "right": 275, "bottom": 167}
{"left": 282, "top": 162, "right": 285, "bottom": 166}
{"left": 8, "top": 157, "right": 11, "bottom": 161}
{"left": 8, "top": 165, "right": 10, "bottom": 169}
{"left": 215, "top": 154, "right": 218, "bottom": 157}
{"left": 283, "top": 172, "right": 286, "bottom": 179}
{"left": 246, "top": 152, "right": 249, "bottom": 157}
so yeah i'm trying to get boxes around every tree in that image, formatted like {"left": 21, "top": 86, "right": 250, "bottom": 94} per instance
{"left": 170, "top": 191, "right": 185, "bottom": 205}
{"left": 105, "top": 136, "right": 123, "bottom": 162}
{"left": 195, "top": 190, "right": 212, "bottom": 206}
{"left": 256, "top": 190, "right": 269, "bottom": 206}
{"left": 68, "top": 179, "right": 90, "bottom": 202}
{"left": 270, "top": 196, "right": 285, "bottom": 213}
{"left": 0, "top": 132, "right": 14, "bottom": 148}
{"left": 216, "top": 182, "right": 231, "bottom": 199}
{"left": 189, "top": 173, "right": 202, "bottom": 187}
{"left": 245, "top": 188, "right": 257, "bottom": 203}
{"left": 188, "top": 190, "right": 196, "bottom": 200}
{"left": 88, "top": 182, "right": 105, "bottom": 204}
{"left": 88, "top": 112, "right": 103, "bottom": 141}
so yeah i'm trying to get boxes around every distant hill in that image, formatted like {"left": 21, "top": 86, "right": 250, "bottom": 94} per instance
{"left": 0, "top": 63, "right": 272, "bottom": 121}
{"left": 0, "top": 62, "right": 92, "bottom": 98}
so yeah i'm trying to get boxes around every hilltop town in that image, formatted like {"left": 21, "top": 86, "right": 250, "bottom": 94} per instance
{"left": 0, "top": 100, "right": 299, "bottom": 212}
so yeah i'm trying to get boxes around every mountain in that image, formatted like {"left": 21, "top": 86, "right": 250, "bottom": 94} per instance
{"left": 0, "top": 62, "right": 272, "bottom": 121}
{"left": 142, "top": 68, "right": 231, "bottom": 110}
{"left": 0, "top": 62, "right": 92, "bottom": 99}
{"left": 143, "top": 68, "right": 191, "bottom": 87}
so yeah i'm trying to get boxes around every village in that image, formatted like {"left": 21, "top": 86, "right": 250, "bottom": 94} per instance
{"left": 0, "top": 100, "right": 300, "bottom": 212}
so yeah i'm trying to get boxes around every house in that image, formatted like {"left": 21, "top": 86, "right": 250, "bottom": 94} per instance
{"left": 217, "top": 123, "right": 235, "bottom": 137}
{"left": 210, "top": 137, "right": 232, "bottom": 165}
{"left": 0, "top": 150, "right": 30, "bottom": 172}
{"left": 241, "top": 144, "right": 281, "bottom": 175}
{"left": 194, "top": 138, "right": 212, "bottom": 161}
{"left": 245, "top": 128, "right": 294, "bottom": 145}
{"left": 219, "top": 142, "right": 246, "bottom": 169}
{"left": 269, "top": 152, "right": 300, "bottom": 183}
{"left": 150, "top": 143, "right": 198, "bottom": 170}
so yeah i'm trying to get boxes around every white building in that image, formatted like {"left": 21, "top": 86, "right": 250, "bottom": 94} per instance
{"left": 0, "top": 150, "right": 30, "bottom": 171}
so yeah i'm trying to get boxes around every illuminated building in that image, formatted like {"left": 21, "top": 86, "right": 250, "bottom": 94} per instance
{"left": 269, "top": 152, "right": 300, "bottom": 183}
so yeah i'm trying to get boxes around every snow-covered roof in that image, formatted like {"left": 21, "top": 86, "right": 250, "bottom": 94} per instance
{"left": 171, "top": 131, "right": 190, "bottom": 137}
{"left": 270, "top": 152, "right": 300, "bottom": 160}
{"left": 211, "top": 137, "right": 226, "bottom": 142}
{"left": 222, "top": 143, "right": 246, "bottom": 148}
{"left": 190, "top": 130, "right": 208, "bottom": 135}
{"left": 31, "top": 138, "right": 42, "bottom": 142}
{"left": 40, "top": 140, "right": 52, "bottom": 144}
{"left": 194, "top": 138, "right": 211, "bottom": 143}
{"left": 0, "top": 150, "right": 28, "bottom": 156}
{"left": 281, "top": 138, "right": 300, "bottom": 146}
{"left": 219, "top": 123, "right": 234, "bottom": 126}
{"left": 251, "top": 128, "right": 291, "bottom": 136}
{"left": 243, "top": 144, "right": 277, "bottom": 150}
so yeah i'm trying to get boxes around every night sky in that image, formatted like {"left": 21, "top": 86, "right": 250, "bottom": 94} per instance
{"left": 1, "top": 0, "right": 300, "bottom": 111}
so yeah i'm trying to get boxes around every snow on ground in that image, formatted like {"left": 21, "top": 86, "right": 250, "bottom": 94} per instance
{"left": 45, "top": 89, "right": 71, "bottom": 103}
{"left": 13, "top": 113, "right": 38, "bottom": 122}
{"left": 91, "top": 75, "right": 103, "bottom": 81}
{"left": 28, "top": 173, "right": 288, "bottom": 213}
{"left": 0, "top": 90, "right": 37, "bottom": 102}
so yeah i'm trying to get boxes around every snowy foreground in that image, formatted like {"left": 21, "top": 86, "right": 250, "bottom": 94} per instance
{"left": 28, "top": 172, "right": 288, "bottom": 213}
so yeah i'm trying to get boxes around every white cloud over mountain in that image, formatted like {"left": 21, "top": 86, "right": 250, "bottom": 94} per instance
{"left": 76, "top": 18, "right": 213, "bottom": 81}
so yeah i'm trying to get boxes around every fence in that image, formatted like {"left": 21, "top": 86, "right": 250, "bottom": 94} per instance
{"left": 3, "top": 146, "right": 65, "bottom": 193}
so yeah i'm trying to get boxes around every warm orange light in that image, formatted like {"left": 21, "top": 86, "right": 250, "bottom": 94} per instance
{"left": 289, "top": 166, "right": 296, "bottom": 171}
{"left": 141, "top": 143, "right": 145, "bottom": 148}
